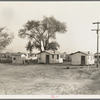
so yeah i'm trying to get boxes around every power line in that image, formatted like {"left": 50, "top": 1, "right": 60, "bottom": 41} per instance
{"left": 92, "top": 22, "right": 100, "bottom": 67}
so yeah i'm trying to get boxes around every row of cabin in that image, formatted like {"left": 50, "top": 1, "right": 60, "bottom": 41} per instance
{"left": 33, "top": 50, "right": 95, "bottom": 65}
{"left": 0, "top": 51, "right": 63, "bottom": 64}
{"left": 0, "top": 51, "right": 98, "bottom": 65}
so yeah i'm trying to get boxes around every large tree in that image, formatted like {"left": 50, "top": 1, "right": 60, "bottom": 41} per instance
{"left": 18, "top": 16, "right": 67, "bottom": 52}
{"left": 42, "top": 16, "right": 66, "bottom": 50}
{"left": 0, "top": 27, "right": 14, "bottom": 51}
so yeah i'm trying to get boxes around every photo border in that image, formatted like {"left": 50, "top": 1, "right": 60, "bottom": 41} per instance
{"left": 0, "top": 0, "right": 100, "bottom": 99}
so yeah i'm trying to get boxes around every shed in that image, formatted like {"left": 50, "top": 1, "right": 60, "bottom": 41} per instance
{"left": 12, "top": 53, "right": 26, "bottom": 64}
{"left": 0, "top": 52, "right": 13, "bottom": 63}
{"left": 70, "top": 51, "right": 95, "bottom": 65}
{"left": 38, "top": 50, "right": 63, "bottom": 64}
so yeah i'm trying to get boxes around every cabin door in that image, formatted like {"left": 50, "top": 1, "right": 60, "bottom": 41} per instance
{"left": 46, "top": 55, "right": 49, "bottom": 64}
{"left": 81, "top": 56, "right": 85, "bottom": 65}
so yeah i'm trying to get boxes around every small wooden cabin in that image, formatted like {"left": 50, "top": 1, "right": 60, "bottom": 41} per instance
{"left": 12, "top": 53, "right": 26, "bottom": 64}
{"left": 70, "top": 51, "right": 94, "bottom": 65}
{"left": 38, "top": 50, "right": 63, "bottom": 64}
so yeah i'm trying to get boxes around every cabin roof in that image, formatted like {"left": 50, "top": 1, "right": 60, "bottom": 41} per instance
{"left": 38, "top": 50, "right": 61, "bottom": 55}
{"left": 70, "top": 51, "right": 88, "bottom": 56}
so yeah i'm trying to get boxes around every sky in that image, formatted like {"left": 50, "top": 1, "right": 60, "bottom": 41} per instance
{"left": 0, "top": 1, "right": 100, "bottom": 54}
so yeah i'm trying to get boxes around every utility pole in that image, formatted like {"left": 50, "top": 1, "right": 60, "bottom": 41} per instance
{"left": 92, "top": 22, "right": 100, "bottom": 67}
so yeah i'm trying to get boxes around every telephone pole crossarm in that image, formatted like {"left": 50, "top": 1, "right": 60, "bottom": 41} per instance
{"left": 91, "top": 29, "right": 100, "bottom": 31}
{"left": 93, "top": 22, "right": 100, "bottom": 24}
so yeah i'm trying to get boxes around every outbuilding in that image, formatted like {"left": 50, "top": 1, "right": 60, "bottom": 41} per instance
{"left": 70, "top": 51, "right": 94, "bottom": 65}
{"left": 0, "top": 52, "right": 13, "bottom": 63}
{"left": 38, "top": 50, "right": 63, "bottom": 64}
{"left": 12, "top": 53, "right": 26, "bottom": 64}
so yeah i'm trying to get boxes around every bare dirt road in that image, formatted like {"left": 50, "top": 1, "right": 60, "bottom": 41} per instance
{"left": 0, "top": 63, "right": 100, "bottom": 95}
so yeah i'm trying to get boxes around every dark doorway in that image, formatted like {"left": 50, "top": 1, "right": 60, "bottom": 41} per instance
{"left": 81, "top": 56, "right": 85, "bottom": 65}
{"left": 46, "top": 55, "right": 49, "bottom": 64}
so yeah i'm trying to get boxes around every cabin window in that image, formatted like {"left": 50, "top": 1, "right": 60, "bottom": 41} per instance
{"left": 95, "top": 56, "right": 97, "bottom": 58}
{"left": 13, "top": 57, "right": 16, "bottom": 60}
{"left": 57, "top": 55, "right": 59, "bottom": 59}
{"left": 52, "top": 55, "right": 54, "bottom": 59}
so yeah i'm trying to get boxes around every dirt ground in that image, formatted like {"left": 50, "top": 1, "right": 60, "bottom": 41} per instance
{"left": 0, "top": 63, "right": 100, "bottom": 95}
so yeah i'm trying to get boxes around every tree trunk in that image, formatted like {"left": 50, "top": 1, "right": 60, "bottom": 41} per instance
{"left": 41, "top": 40, "right": 44, "bottom": 51}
